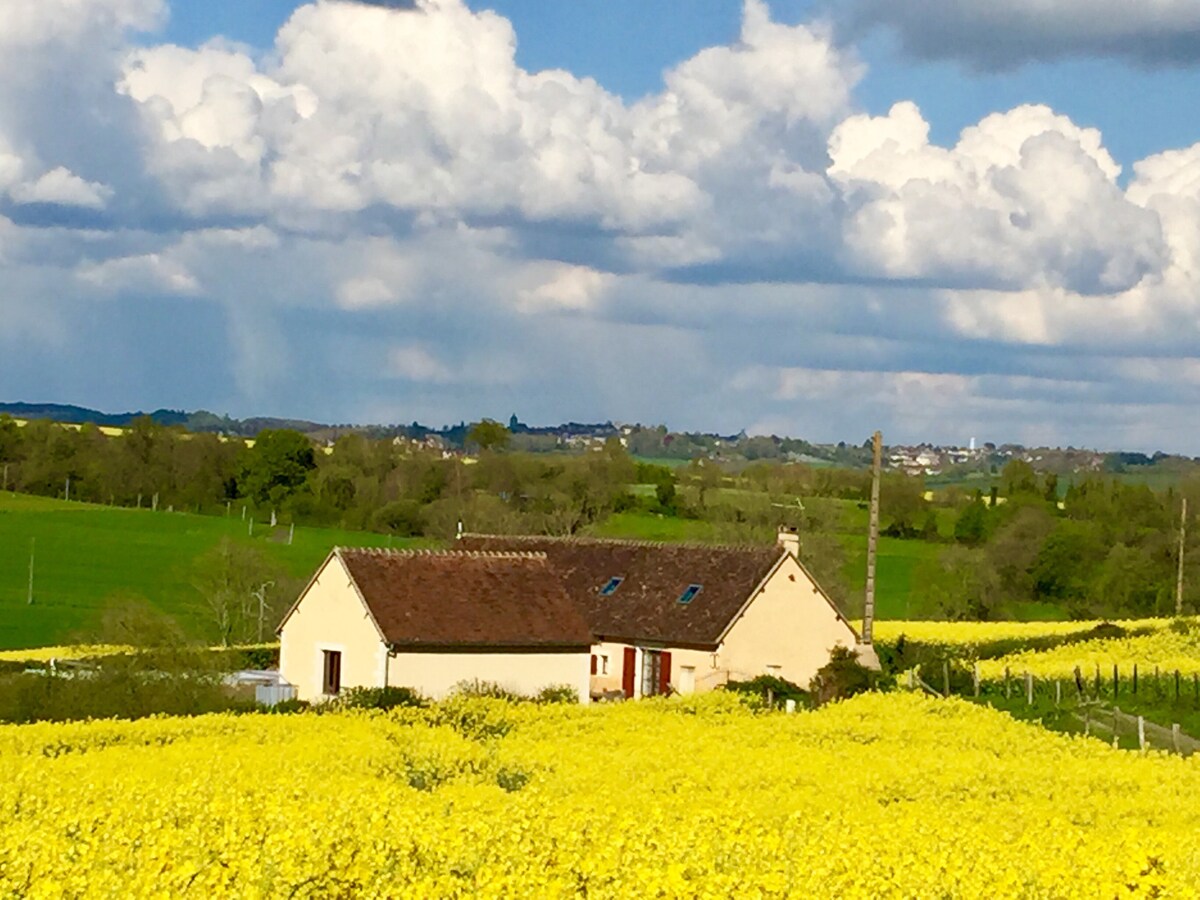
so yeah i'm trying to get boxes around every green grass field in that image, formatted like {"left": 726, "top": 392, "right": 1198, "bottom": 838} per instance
{"left": 0, "top": 493, "right": 425, "bottom": 651}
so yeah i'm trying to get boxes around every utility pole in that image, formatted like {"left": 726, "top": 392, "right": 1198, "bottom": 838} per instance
{"left": 1177, "top": 497, "right": 1187, "bottom": 617}
{"left": 64, "top": 477, "right": 70, "bottom": 503}
{"left": 863, "top": 431, "right": 882, "bottom": 646}
{"left": 27, "top": 538, "right": 34, "bottom": 605}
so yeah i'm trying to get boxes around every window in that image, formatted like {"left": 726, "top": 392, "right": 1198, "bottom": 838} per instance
{"left": 322, "top": 650, "right": 342, "bottom": 695}
{"left": 599, "top": 577, "right": 624, "bottom": 596}
{"left": 677, "top": 584, "right": 702, "bottom": 605}
{"left": 600, "top": 655, "right": 609, "bottom": 675}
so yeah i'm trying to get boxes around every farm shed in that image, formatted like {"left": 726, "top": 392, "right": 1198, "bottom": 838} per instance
{"left": 278, "top": 549, "right": 594, "bottom": 702}
{"left": 456, "top": 531, "right": 860, "bottom": 699}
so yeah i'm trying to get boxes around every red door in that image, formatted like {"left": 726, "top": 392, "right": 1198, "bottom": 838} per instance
{"left": 659, "top": 651, "right": 673, "bottom": 696}
{"left": 622, "top": 647, "right": 636, "bottom": 698}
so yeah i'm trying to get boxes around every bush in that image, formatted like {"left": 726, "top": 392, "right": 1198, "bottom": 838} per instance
{"left": 725, "top": 674, "right": 808, "bottom": 709}
{"left": 332, "top": 686, "right": 426, "bottom": 711}
{"left": 809, "top": 647, "right": 874, "bottom": 706}
{"left": 534, "top": 684, "right": 578, "bottom": 704}
{"left": 263, "top": 697, "right": 311, "bottom": 714}
{"left": 450, "top": 680, "right": 528, "bottom": 703}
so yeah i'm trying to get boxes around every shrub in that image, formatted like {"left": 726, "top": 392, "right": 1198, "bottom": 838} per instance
{"left": 809, "top": 646, "right": 874, "bottom": 706}
{"left": 724, "top": 674, "right": 808, "bottom": 709}
{"left": 450, "top": 680, "right": 528, "bottom": 703}
{"left": 534, "top": 684, "right": 578, "bottom": 705}
{"left": 263, "top": 697, "right": 311, "bottom": 715}
{"left": 332, "top": 686, "right": 426, "bottom": 711}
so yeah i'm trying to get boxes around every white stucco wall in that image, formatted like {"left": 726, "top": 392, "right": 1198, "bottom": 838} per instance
{"left": 720, "top": 555, "right": 858, "bottom": 687}
{"left": 387, "top": 649, "right": 591, "bottom": 703}
{"left": 279, "top": 555, "right": 387, "bottom": 702}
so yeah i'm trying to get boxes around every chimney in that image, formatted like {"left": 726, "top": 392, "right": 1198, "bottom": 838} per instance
{"left": 777, "top": 526, "right": 800, "bottom": 558}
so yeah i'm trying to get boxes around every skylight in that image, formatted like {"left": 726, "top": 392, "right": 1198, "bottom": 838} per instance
{"left": 677, "top": 584, "right": 702, "bottom": 605}
{"left": 599, "top": 577, "right": 624, "bottom": 596}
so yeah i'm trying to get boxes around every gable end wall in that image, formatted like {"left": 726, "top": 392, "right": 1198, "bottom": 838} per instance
{"left": 279, "top": 555, "right": 386, "bottom": 701}
{"left": 720, "top": 554, "right": 857, "bottom": 686}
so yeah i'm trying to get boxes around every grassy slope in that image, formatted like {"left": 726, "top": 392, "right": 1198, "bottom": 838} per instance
{"left": 0, "top": 493, "right": 425, "bottom": 650}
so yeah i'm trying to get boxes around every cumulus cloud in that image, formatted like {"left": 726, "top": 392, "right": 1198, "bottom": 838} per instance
{"left": 828, "top": 103, "right": 1166, "bottom": 293}
{"left": 845, "top": 0, "right": 1200, "bottom": 69}
{"left": 9, "top": 167, "right": 114, "bottom": 209}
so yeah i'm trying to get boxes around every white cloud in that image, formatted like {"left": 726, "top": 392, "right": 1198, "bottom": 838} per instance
{"left": 77, "top": 253, "right": 200, "bottom": 295}
{"left": 0, "top": 0, "right": 163, "bottom": 48}
{"left": 515, "top": 264, "right": 613, "bottom": 313}
{"left": 828, "top": 103, "right": 1166, "bottom": 293}
{"left": 387, "top": 343, "right": 455, "bottom": 383}
{"left": 10, "top": 167, "right": 114, "bottom": 208}
{"left": 847, "top": 0, "right": 1200, "bottom": 68}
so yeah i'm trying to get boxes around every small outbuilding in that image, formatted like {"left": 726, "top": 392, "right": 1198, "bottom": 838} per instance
{"left": 278, "top": 548, "right": 594, "bottom": 702}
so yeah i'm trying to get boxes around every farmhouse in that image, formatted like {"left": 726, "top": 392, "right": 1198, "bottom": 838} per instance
{"left": 457, "top": 531, "right": 860, "bottom": 698}
{"left": 279, "top": 531, "right": 861, "bottom": 703}
{"left": 277, "top": 549, "right": 594, "bottom": 702}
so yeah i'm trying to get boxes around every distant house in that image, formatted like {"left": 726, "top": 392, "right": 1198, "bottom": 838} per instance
{"left": 278, "top": 549, "right": 594, "bottom": 702}
{"left": 280, "top": 531, "right": 861, "bottom": 704}
{"left": 457, "top": 531, "right": 860, "bottom": 698}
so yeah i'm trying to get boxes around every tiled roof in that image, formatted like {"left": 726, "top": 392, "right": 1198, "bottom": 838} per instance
{"left": 455, "top": 535, "right": 785, "bottom": 648}
{"left": 336, "top": 548, "right": 593, "bottom": 649}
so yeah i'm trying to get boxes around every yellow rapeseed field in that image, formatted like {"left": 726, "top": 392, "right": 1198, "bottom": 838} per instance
{"left": 1, "top": 692, "right": 1197, "bottom": 897}
{"left": 978, "top": 627, "right": 1200, "bottom": 680}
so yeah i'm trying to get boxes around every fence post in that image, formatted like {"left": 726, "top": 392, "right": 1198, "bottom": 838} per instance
{"left": 1055, "top": 680, "right": 1061, "bottom": 708}
{"left": 943, "top": 661, "right": 950, "bottom": 698}
{"left": 973, "top": 663, "right": 980, "bottom": 698}
{"left": 1133, "top": 663, "right": 1138, "bottom": 696}
{"left": 1175, "top": 670, "right": 1181, "bottom": 702}
{"left": 1074, "top": 665, "right": 1084, "bottom": 700}
{"left": 1114, "top": 664, "right": 1119, "bottom": 699}
{"left": 1173, "top": 723, "right": 1182, "bottom": 754}
{"left": 1138, "top": 716, "right": 1146, "bottom": 752}
{"left": 1095, "top": 665, "right": 1101, "bottom": 698}
{"left": 1083, "top": 706, "right": 1091, "bottom": 736}
{"left": 1025, "top": 672, "right": 1033, "bottom": 705}
{"left": 1113, "top": 706, "right": 1120, "bottom": 749}
{"left": 1005, "top": 667, "right": 1011, "bottom": 699}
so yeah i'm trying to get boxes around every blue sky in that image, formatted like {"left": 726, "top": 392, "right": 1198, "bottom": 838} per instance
{"left": 4, "top": 0, "right": 1200, "bottom": 450}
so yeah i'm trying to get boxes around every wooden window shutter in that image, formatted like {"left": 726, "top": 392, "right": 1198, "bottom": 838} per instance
{"left": 659, "top": 651, "right": 672, "bottom": 695}
{"left": 590, "top": 654, "right": 597, "bottom": 675}
{"left": 622, "top": 647, "right": 636, "bottom": 698}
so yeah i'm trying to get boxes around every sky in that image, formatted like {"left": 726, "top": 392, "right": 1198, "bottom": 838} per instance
{"left": 3, "top": 1, "right": 1200, "bottom": 451}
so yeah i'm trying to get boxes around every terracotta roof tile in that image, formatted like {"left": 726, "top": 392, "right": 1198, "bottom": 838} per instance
{"left": 337, "top": 548, "right": 593, "bottom": 649}
{"left": 455, "top": 535, "right": 785, "bottom": 648}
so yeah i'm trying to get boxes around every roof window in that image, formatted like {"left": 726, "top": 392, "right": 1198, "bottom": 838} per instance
{"left": 599, "top": 577, "right": 624, "bottom": 596}
{"left": 677, "top": 584, "right": 702, "bottom": 605}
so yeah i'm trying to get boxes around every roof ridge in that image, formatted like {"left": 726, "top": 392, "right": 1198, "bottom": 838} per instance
{"left": 337, "top": 546, "right": 548, "bottom": 561}
{"left": 459, "top": 533, "right": 779, "bottom": 554}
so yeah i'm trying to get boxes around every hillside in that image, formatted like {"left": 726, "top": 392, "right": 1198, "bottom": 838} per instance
{"left": 0, "top": 493, "right": 425, "bottom": 650}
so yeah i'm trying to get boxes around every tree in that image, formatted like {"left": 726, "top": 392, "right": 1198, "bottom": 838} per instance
{"left": 912, "top": 546, "right": 1002, "bottom": 620}
{"left": 1001, "top": 459, "right": 1039, "bottom": 498}
{"left": 192, "top": 539, "right": 291, "bottom": 645}
{"left": 466, "top": 419, "right": 510, "bottom": 453}
{"left": 237, "top": 429, "right": 316, "bottom": 507}
{"left": 953, "top": 497, "right": 990, "bottom": 546}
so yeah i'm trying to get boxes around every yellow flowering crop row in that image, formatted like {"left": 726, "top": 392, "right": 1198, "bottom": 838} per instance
{"left": 869, "top": 617, "right": 1167, "bottom": 648}
{"left": 978, "top": 627, "right": 1200, "bottom": 680}
{"left": 2, "top": 692, "right": 1198, "bottom": 897}
{"left": 0, "top": 642, "right": 279, "bottom": 663}
{"left": 0, "top": 644, "right": 135, "bottom": 663}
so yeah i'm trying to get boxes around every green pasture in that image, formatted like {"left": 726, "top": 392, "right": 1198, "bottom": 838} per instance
{"left": 0, "top": 493, "right": 422, "bottom": 651}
